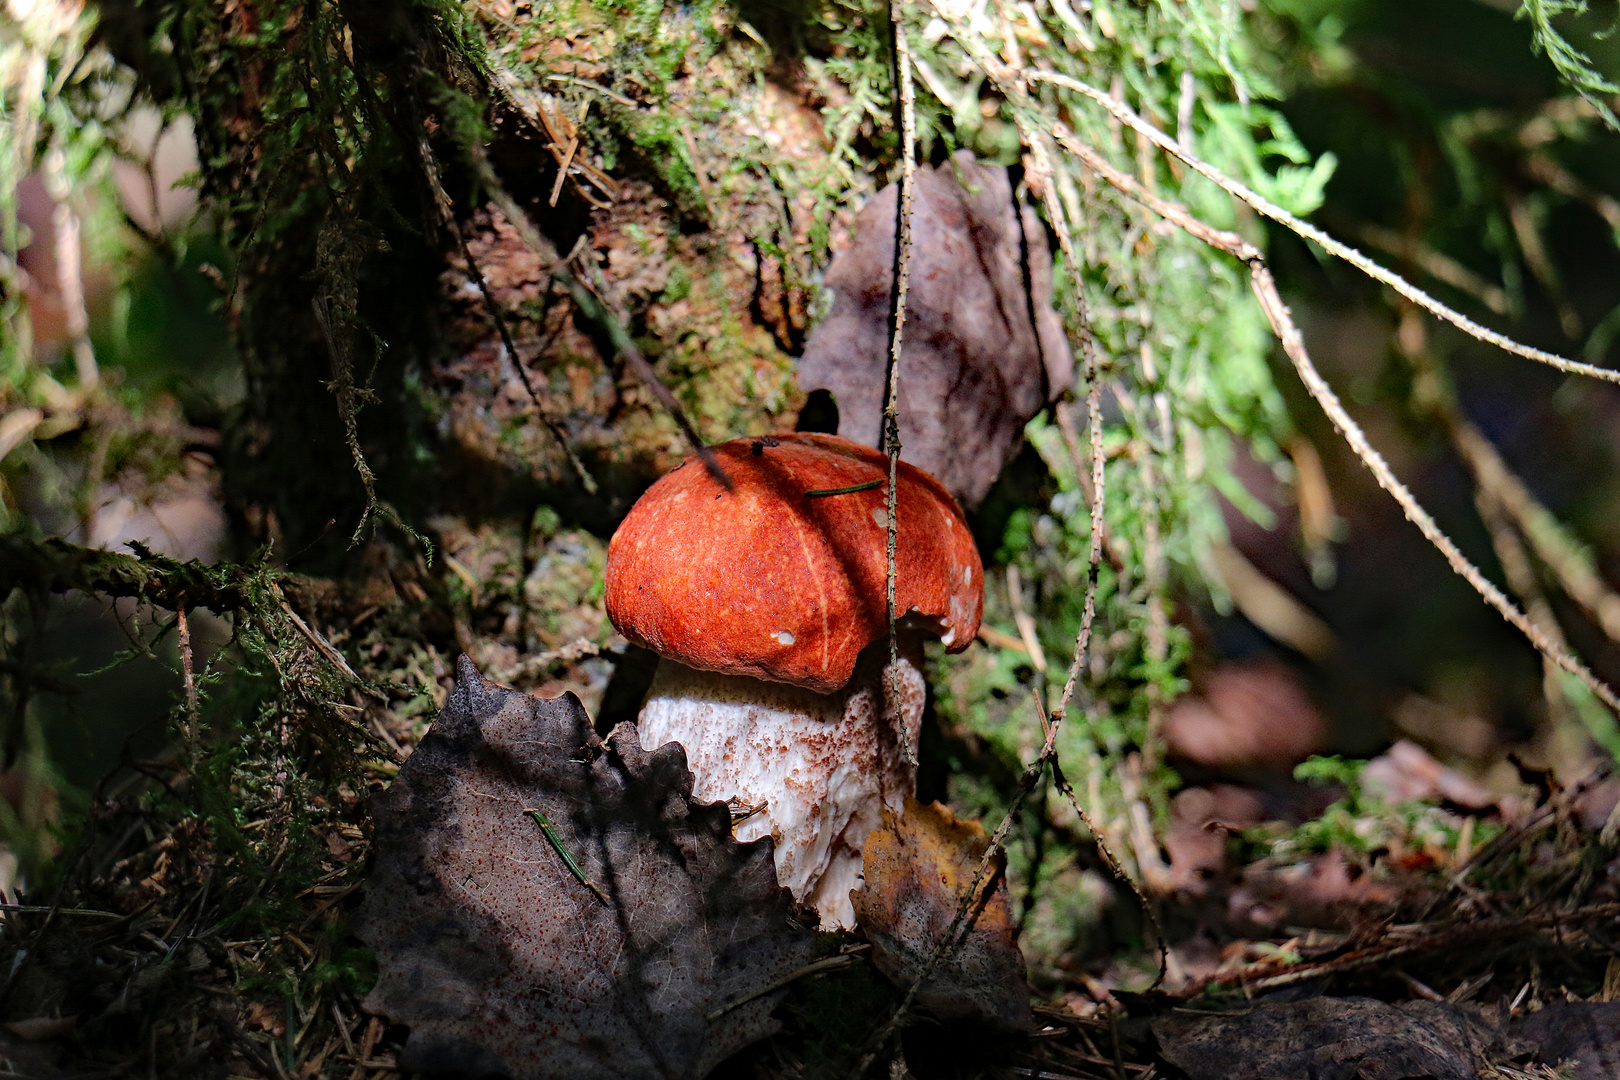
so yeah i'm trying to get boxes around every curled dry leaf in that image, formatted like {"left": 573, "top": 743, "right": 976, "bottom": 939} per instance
{"left": 1152, "top": 997, "right": 1510, "bottom": 1080}
{"left": 797, "top": 151, "right": 1074, "bottom": 511}
{"left": 357, "top": 656, "right": 818, "bottom": 1080}
{"left": 851, "top": 797, "right": 1032, "bottom": 1032}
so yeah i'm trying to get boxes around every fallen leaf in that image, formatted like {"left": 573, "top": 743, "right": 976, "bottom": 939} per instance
{"left": 1162, "top": 658, "right": 1329, "bottom": 772}
{"left": 851, "top": 797, "right": 1032, "bottom": 1032}
{"left": 1514, "top": 1001, "right": 1620, "bottom": 1079}
{"left": 797, "top": 151, "right": 1073, "bottom": 510}
{"left": 1362, "top": 739, "right": 1498, "bottom": 811}
{"left": 243, "top": 1000, "right": 284, "bottom": 1037}
{"left": 3, "top": 1016, "right": 75, "bottom": 1041}
{"left": 1152, "top": 997, "right": 1506, "bottom": 1080}
{"left": 358, "top": 656, "right": 818, "bottom": 1080}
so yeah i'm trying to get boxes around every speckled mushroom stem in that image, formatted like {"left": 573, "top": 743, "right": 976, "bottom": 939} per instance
{"left": 634, "top": 640, "right": 927, "bottom": 930}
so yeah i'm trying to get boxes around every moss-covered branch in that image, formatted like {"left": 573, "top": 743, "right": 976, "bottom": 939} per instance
{"left": 0, "top": 536, "right": 352, "bottom": 621}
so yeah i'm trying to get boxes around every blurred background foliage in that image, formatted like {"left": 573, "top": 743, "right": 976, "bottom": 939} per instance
{"left": 3, "top": 0, "right": 1620, "bottom": 1068}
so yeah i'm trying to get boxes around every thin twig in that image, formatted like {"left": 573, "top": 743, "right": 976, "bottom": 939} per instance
{"left": 1506, "top": 191, "right": 1581, "bottom": 338}
{"left": 454, "top": 227, "right": 598, "bottom": 493}
{"left": 1426, "top": 759, "right": 1612, "bottom": 916}
{"left": 384, "top": 33, "right": 726, "bottom": 488}
{"left": 1049, "top": 752, "right": 1169, "bottom": 978}
{"left": 271, "top": 583, "right": 386, "bottom": 702}
{"left": 1478, "top": 485, "right": 1574, "bottom": 736}
{"left": 1134, "top": 437, "right": 1169, "bottom": 774}
{"left": 479, "top": 170, "right": 732, "bottom": 490}
{"left": 406, "top": 115, "right": 598, "bottom": 493}
{"left": 1006, "top": 565, "right": 1048, "bottom": 673}
{"left": 548, "top": 135, "right": 579, "bottom": 207}
{"left": 1396, "top": 309, "right": 1579, "bottom": 739}
{"left": 510, "top": 637, "right": 602, "bottom": 679}
{"left": 1450, "top": 418, "right": 1620, "bottom": 644}
{"left": 678, "top": 122, "right": 715, "bottom": 210}
{"left": 1017, "top": 136, "right": 1114, "bottom": 726}
{"left": 1353, "top": 221, "right": 1509, "bottom": 315}
{"left": 852, "top": 32, "right": 1151, "bottom": 1067}
{"left": 310, "top": 293, "right": 397, "bottom": 550}
{"left": 1187, "top": 901, "right": 1620, "bottom": 995}
{"left": 705, "top": 951, "right": 865, "bottom": 1020}
{"left": 1027, "top": 70, "right": 1620, "bottom": 386}
{"left": 330, "top": 1004, "right": 359, "bottom": 1067}
{"left": 459, "top": 53, "right": 727, "bottom": 483}
{"left": 44, "top": 148, "right": 98, "bottom": 394}
{"left": 542, "top": 73, "right": 637, "bottom": 108}
{"left": 1250, "top": 263, "right": 1620, "bottom": 713}
{"left": 176, "top": 605, "right": 200, "bottom": 752}
{"left": 882, "top": 2, "right": 919, "bottom": 771}
{"left": 1020, "top": 124, "right": 1118, "bottom": 912}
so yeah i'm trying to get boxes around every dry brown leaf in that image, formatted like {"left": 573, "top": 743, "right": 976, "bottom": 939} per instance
{"left": 357, "top": 656, "right": 818, "bottom": 1080}
{"left": 851, "top": 797, "right": 1032, "bottom": 1032}
{"left": 797, "top": 151, "right": 1073, "bottom": 510}
{"left": 1162, "top": 658, "right": 1329, "bottom": 772}
{"left": 1362, "top": 739, "right": 1498, "bottom": 811}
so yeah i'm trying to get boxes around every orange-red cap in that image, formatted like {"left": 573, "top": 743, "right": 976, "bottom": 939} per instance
{"left": 605, "top": 434, "right": 983, "bottom": 694}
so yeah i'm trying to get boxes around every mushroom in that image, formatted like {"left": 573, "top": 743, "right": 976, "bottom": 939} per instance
{"left": 604, "top": 433, "right": 983, "bottom": 928}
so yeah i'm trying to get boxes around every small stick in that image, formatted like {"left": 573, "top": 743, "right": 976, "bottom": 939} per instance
{"left": 679, "top": 123, "right": 715, "bottom": 209}
{"left": 176, "top": 604, "right": 200, "bottom": 747}
{"left": 804, "top": 480, "right": 884, "bottom": 498}
{"left": 525, "top": 809, "right": 609, "bottom": 905}
{"left": 462, "top": 141, "right": 732, "bottom": 490}
{"left": 271, "top": 583, "right": 386, "bottom": 701}
{"left": 408, "top": 121, "right": 598, "bottom": 493}
{"left": 705, "top": 951, "right": 863, "bottom": 1019}
{"left": 1186, "top": 900, "right": 1620, "bottom": 996}
{"left": 45, "top": 151, "right": 99, "bottom": 395}
{"left": 1006, "top": 564, "right": 1048, "bottom": 673}
{"left": 880, "top": 0, "right": 919, "bottom": 785}
{"left": 331, "top": 1003, "right": 359, "bottom": 1065}
{"left": 549, "top": 135, "right": 579, "bottom": 207}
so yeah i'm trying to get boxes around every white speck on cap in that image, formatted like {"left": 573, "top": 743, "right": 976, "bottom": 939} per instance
{"left": 774, "top": 630, "right": 796, "bottom": 646}
{"left": 870, "top": 507, "right": 886, "bottom": 528}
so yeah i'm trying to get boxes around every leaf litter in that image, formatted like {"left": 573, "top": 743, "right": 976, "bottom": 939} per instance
{"left": 341, "top": 579, "right": 1620, "bottom": 1075}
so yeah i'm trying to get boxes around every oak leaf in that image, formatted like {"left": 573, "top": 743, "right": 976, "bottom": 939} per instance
{"left": 357, "top": 656, "right": 818, "bottom": 1079}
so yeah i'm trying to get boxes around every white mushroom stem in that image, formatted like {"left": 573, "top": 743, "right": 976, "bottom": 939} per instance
{"left": 635, "top": 645, "right": 926, "bottom": 930}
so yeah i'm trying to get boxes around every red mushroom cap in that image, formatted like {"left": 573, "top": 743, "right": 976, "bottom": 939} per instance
{"left": 605, "top": 433, "right": 983, "bottom": 694}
